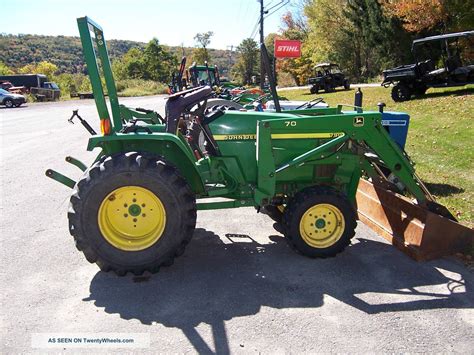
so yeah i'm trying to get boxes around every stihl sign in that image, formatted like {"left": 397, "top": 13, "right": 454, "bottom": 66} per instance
{"left": 274, "top": 39, "right": 301, "bottom": 58}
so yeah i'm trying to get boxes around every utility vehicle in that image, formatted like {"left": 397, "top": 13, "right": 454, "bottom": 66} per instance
{"left": 382, "top": 30, "right": 474, "bottom": 101}
{"left": 308, "top": 63, "right": 350, "bottom": 94}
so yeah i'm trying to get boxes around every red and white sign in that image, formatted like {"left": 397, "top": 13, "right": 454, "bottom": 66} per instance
{"left": 274, "top": 39, "right": 301, "bottom": 58}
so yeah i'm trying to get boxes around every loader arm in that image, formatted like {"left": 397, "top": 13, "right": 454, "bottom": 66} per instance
{"left": 254, "top": 112, "right": 431, "bottom": 207}
{"left": 77, "top": 16, "right": 122, "bottom": 133}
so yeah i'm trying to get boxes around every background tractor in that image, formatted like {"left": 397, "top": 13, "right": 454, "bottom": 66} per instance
{"left": 170, "top": 56, "right": 221, "bottom": 93}
{"left": 46, "top": 17, "right": 472, "bottom": 276}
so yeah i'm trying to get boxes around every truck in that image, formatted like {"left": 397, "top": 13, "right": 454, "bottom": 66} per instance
{"left": 0, "top": 74, "right": 61, "bottom": 101}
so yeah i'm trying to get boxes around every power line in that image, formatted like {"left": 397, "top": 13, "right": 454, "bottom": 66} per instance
{"left": 266, "top": 0, "right": 285, "bottom": 13}
{"left": 250, "top": 23, "right": 260, "bottom": 39}
{"left": 249, "top": 16, "right": 260, "bottom": 39}
{"left": 264, "top": 0, "right": 290, "bottom": 19}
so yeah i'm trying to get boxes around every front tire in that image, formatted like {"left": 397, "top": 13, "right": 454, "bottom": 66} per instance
{"left": 391, "top": 84, "right": 411, "bottom": 102}
{"left": 282, "top": 187, "right": 356, "bottom": 258}
{"left": 68, "top": 153, "right": 197, "bottom": 276}
{"left": 310, "top": 85, "right": 319, "bottom": 94}
{"left": 4, "top": 99, "right": 13, "bottom": 108}
{"left": 344, "top": 80, "right": 350, "bottom": 90}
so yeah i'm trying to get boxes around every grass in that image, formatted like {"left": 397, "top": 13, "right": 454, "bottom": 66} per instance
{"left": 279, "top": 85, "right": 474, "bottom": 228}
{"left": 116, "top": 79, "right": 169, "bottom": 97}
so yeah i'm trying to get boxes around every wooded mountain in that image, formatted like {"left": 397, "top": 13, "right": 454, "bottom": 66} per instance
{"left": 0, "top": 34, "right": 236, "bottom": 76}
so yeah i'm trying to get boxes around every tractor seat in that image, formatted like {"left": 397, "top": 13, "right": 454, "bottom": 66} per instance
{"left": 165, "top": 86, "right": 213, "bottom": 134}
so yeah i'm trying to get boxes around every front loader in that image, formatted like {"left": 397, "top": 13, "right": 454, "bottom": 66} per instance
{"left": 46, "top": 17, "right": 472, "bottom": 276}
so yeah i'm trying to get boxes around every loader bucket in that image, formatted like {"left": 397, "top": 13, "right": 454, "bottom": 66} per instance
{"left": 356, "top": 179, "right": 473, "bottom": 261}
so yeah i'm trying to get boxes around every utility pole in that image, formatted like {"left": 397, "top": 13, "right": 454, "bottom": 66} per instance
{"left": 259, "top": 0, "right": 265, "bottom": 89}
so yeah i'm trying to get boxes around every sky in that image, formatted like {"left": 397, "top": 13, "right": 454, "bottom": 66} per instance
{"left": 2, "top": 0, "right": 293, "bottom": 49}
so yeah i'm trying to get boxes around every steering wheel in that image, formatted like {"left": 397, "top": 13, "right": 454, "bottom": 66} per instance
{"left": 295, "top": 97, "right": 325, "bottom": 110}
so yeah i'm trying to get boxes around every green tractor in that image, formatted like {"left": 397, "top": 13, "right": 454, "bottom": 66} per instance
{"left": 47, "top": 17, "right": 458, "bottom": 275}
{"left": 170, "top": 56, "right": 221, "bottom": 93}
{"left": 188, "top": 62, "right": 220, "bottom": 87}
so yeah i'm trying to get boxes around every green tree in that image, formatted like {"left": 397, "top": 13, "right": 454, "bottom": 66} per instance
{"left": 193, "top": 31, "right": 214, "bottom": 64}
{"left": 278, "top": 12, "right": 313, "bottom": 85}
{"left": 194, "top": 31, "right": 214, "bottom": 49}
{"left": 0, "top": 61, "right": 13, "bottom": 75}
{"left": 18, "top": 63, "right": 37, "bottom": 74}
{"left": 304, "top": 0, "right": 409, "bottom": 81}
{"left": 232, "top": 38, "right": 259, "bottom": 84}
{"left": 343, "top": 0, "right": 395, "bottom": 78}
{"left": 112, "top": 41, "right": 177, "bottom": 82}
{"left": 18, "top": 61, "right": 58, "bottom": 78}
{"left": 36, "top": 61, "right": 59, "bottom": 77}
{"left": 122, "top": 47, "right": 146, "bottom": 79}
{"left": 142, "top": 38, "right": 178, "bottom": 82}
{"left": 192, "top": 47, "right": 210, "bottom": 64}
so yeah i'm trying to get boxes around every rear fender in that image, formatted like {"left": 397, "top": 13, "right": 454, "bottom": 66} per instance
{"left": 87, "top": 133, "right": 205, "bottom": 194}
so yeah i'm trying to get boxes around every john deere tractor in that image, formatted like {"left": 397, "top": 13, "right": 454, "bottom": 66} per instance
{"left": 47, "top": 17, "right": 460, "bottom": 275}
{"left": 170, "top": 56, "right": 221, "bottom": 93}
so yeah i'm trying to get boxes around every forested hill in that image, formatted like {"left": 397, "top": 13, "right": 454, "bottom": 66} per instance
{"left": 0, "top": 34, "right": 234, "bottom": 74}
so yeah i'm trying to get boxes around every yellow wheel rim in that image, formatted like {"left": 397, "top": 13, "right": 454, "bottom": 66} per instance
{"left": 299, "top": 203, "right": 345, "bottom": 248}
{"left": 98, "top": 186, "right": 166, "bottom": 251}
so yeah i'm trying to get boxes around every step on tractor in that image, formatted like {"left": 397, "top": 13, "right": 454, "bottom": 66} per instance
{"left": 47, "top": 17, "right": 472, "bottom": 276}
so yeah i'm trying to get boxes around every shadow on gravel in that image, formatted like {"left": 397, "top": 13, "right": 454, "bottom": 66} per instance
{"left": 84, "top": 228, "right": 472, "bottom": 353}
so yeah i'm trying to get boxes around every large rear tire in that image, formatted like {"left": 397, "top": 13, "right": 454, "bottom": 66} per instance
{"left": 68, "top": 153, "right": 196, "bottom": 276}
{"left": 282, "top": 186, "right": 356, "bottom": 258}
